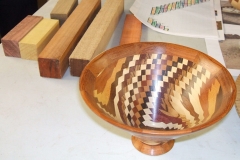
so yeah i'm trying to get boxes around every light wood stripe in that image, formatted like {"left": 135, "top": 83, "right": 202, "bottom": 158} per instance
{"left": 206, "top": 79, "right": 221, "bottom": 121}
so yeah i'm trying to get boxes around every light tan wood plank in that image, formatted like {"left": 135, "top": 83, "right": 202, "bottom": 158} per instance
{"left": 38, "top": 0, "right": 101, "bottom": 78}
{"left": 1, "top": 15, "right": 43, "bottom": 58}
{"left": 69, "top": 0, "right": 124, "bottom": 77}
{"left": 120, "top": 14, "right": 142, "bottom": 45}
{"left": 50, "top": 0, "right": 78, "bottom": 25}
{"left": 19, "top": 19, "right": 59, "bottom": 60}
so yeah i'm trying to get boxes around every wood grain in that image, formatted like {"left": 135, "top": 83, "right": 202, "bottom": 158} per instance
{"left": 69, "top": 0, "right": 124, "bottom": 77}
{"left": 235, "top": 75, "right": 240, "bottom": 117}
{"left": 120, "top": 14, "right": 142, "bottom": 45}
{"left": 50, "top": 0, "right": 78, "bottom": 26}
{"left": 132, "top": 136, "right": 174, "bottom": 156}
{"left": 19, "top": 19, "right": 59, "bottom": 60}
{"left": 1, "top": 15, "right": 43, "bottom": 58}
{"left": 38, "top": 0, "right": 101, "bottom": 78}
{"left": 80, "top": 42, "right": 236, "bottom": 155}
{"left": 93, "top": 14, "right": 142, "bottom": 110}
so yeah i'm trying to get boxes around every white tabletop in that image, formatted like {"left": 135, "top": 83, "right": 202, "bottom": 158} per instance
{"left": 0, "top": 0, "right": 239, "bottom": 159}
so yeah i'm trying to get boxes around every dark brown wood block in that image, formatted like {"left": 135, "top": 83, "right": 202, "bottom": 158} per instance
{"left": 1, "top": 15, "right": 43, "bottom": 57}
{"left": 38, "top": 0, "right": 101, "bottom": 78}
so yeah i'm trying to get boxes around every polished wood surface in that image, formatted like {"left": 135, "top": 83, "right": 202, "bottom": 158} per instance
{"left": 235, "top": 75, "right": 240, "bottom": 117}
{"left": 120, "top": 14, "right": 142, "bottom": 45}
{"left": 69, "top": 0, "right": 124, "bottom": 77}
{"left": 50, "top": 0, "right": 78, "bottom": 25}
{"left": 132, "top": 136, "right": 174, "bottom": 156}
{"left": 80, "top": 42, "right": 236, "bottom": 155}
{"left": 38, "top": 0, "right": 101, "bottom": 78}
{"left": 19, "top": 19, "right": 59, "bottom": 60}
{"left": 1, "top": 15, "right": 43, "bottom": 58}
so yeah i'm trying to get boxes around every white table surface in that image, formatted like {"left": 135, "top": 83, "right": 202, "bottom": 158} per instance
{"left": 0, "top": 0, "right": 239, "bottom": 159}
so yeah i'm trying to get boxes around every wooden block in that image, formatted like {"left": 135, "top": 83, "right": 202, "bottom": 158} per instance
{"left": 1, "top": 15, "right": 43, "bottom": 58}
{"left": 120, "top": 14, "right": 142, "bottom": 45}
{"left": 38, "top": 0, "right": 101, "bottom": 78}
{"left": 69, "top": 0, "right": 124, "bottom": 77}
{"left": 50, "top": 0, "right": 78, "bottom": 25}
{"left": 19, "top": 19, "right": 59, "bottom": 60}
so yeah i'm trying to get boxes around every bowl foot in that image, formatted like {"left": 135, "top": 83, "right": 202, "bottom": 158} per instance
{"left": 131, "top": 136, "right": 175, "bottom": 156}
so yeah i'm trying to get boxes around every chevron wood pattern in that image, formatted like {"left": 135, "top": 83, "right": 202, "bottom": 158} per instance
{"left": 80, "top": 42, "right": 236, "bottom": 131}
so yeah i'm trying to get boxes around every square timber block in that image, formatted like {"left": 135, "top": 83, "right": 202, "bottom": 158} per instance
{"left": 19, "top": 18, "right": 59, "bottom": 60}
{"left": 69, "top": 0, "right": 124, "bottom": 77}
{"left": 50, "top": 0, "right": 78, "bottom": 25}
{"left": 38, "top": 0, "right": 101, "bottom": 78}
{"left": 120, "top": 14, "right": 142, "bottom": 45}
{"left": 1, "top": 15, "right": 43, "bottom": 58}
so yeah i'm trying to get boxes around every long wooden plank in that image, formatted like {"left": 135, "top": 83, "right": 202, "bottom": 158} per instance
{"left": 1, "top": 15, "right": 43, "bottom": 58}
{"left": 235, "top": 75, "right": 240, "bottom": 118}
{"left": 69, "top": 0, "right": 124, "bottom": 77}
{"left": 50, "top": 0, "right": 78, "bottom": 26}
{"left": 38, "top": 0, "right": 101, "bottom": 78}
{"left": 120, "top": 14, "right": 142, "bottom": 45}
{"left": 19, "top": 19, "right": 59, "bottom": 60}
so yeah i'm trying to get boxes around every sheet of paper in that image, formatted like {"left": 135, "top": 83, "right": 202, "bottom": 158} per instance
{"left": 214, "top": 0, "right": 225, "bottom": 40}
{"left": 206, "top": 23, "right": 240, "bottom": 76}
{"left": 206, "top": 0, "right": 240, "bottom": 76}
{"left": 130, "top": 0, "right": 219, "bottom": 39}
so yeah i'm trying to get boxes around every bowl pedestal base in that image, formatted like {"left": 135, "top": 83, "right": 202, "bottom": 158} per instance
{"left": 131, "top": 136, "right": 175, "bottom": 156}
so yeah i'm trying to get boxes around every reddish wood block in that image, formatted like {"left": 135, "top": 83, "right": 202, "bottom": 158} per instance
{"left": 120, "top": 14, "right": 142, "bottom": 45}
{"left": 38, "top": 0, "right": 101, "bottom": 78}
{"left": 1, "top": 15, "right": 43, "bottom": 57}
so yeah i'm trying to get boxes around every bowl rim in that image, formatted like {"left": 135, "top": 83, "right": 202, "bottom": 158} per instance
{"left": 79, "top": 42, "right": 237, "bottom": 136}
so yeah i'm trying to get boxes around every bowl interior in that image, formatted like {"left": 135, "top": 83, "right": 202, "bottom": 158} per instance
{"left": 80, "top": 42, "right": 236, "bottom": 132}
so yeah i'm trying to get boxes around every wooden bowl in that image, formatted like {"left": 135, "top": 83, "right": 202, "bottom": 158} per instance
{"left": 80, "top": 42, "right": 236, "bottom": 156}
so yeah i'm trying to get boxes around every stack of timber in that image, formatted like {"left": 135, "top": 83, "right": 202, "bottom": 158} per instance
{"left": 1, "top": 15, "right": 43, "bottom": 58}
{"left": 50, "top": 0, "right": 78, "bottom": 26}
{"left": 19, "top": 19, "right": 59, "bottom": 60}
{"left": 38, "top": 0, "right": 101, "bottom": 78}
{"left": 69, "top": 0, "right": 124, "bottom": 77}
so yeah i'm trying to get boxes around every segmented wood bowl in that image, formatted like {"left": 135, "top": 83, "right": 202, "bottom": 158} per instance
{"left": 80, "top": 42, "right": 236, "bottom": 156}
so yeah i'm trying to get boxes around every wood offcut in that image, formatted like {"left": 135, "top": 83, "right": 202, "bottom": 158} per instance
{"left": 69, "top": 0, "right": 124, "bottom": 77}
{"left": 38, "top": 0, "right": 101, "bottom": 78}
{"left": 50, "top": 0, "right": 78, "bottom": 25}
{"left": 19, "top": 18, "right": 59, "bottom": 60}
{"left": 1, "top": 15, "right": 43, "bottom": 58}
{"left": 120, "top": 14, "right": 142, "bottom": 45}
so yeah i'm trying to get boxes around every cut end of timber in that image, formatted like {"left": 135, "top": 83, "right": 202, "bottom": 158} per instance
{"left": 38, "top": 58, "right": 65, "bottom": 78}
{"left": 1, "top": 39, "right": 20, "bottom": 57}
{"left": 1, "top": 15, "right": 43, "bottom": 58}
{"left": 70, "top": 58, "right": 89, "bottom": 77}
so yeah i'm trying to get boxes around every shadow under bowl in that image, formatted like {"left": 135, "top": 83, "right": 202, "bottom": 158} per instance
{"left": 80, "top": 42, "right": 236, "bottom": 156}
